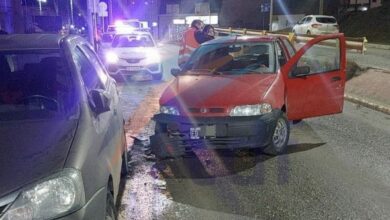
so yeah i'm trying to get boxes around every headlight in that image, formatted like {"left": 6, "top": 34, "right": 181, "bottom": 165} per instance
{"left": 105, "top": 51, "right": 119, "bottom": 64}
{"left": 160, "top": 106, "right": 180, "bottom": 116}
{"left": 1, "top": 169, "right": 85, "bottom": 220}
{"left": 230, "top": 103, "right": 272, "bottom": 116}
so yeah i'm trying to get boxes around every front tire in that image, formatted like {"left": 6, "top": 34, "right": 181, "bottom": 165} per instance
{"left": 105, "top": 189, "right": 117, "bottom": 220}
{"left": 263, "top": 112, "right": 290, "bottom": 155}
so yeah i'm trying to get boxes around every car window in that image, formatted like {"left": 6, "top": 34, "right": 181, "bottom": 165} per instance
{"left": 294, "top": 38, "right": 340, "bottom": 75}
{"left": 0, "top": 50, "right": 75, "bottom": 120}
{"left": 316, "top": 17, "right": 337, "bottom": 24}
{"left": 112, "top": 34, "right": 154, "bottom": 48}
{"left": 299, "top": 17, "right": 306, "bottom": 24}
{"left": 305, "top": 17, "right": 312, "bottom": 23}
{"left": 276, "top": 41, "right": 288, "bottom": 67}
{"left": 73, "top": 47, "right": 105, "bottom": 91}
{"left": 186, "top": 42, "right": 276, "bottom": 74}
{"left": 80, "top": 45, "right": 108, "bottom": 85}
{"left": 281, "top": 38, "right": 296, "bottom": 57}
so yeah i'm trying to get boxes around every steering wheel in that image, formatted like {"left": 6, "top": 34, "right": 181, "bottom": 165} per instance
{"left": 20, "top": 95, "right": 59, "bottom": 111}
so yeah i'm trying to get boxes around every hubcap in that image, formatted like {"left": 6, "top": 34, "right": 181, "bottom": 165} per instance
{"left": 272, "top": 118, "right": 288, "bottom": 150}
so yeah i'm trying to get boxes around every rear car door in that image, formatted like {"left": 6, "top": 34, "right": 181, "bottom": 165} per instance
{"left": 282, "top": 34, "right": 346, "bottom": 120}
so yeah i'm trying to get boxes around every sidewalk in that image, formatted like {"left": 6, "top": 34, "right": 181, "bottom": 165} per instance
{"left": 345, "top": 68, "right": 390, "bottom": 114}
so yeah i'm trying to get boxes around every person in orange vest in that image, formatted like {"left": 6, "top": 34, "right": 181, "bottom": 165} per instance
{"left": 178, "top": 20, "right": 204, "bottom": 68}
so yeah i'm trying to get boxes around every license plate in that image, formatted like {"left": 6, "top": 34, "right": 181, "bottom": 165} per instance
{"left": 126, "top": 66, "right": 142, "bottom": 71}
{"left": 190, "top": 127, "right": 201, "bottom": 140}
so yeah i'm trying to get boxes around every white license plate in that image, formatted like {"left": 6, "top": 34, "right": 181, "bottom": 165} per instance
{"left": 190, "top": 127, "right": 201, "bottom": 140}
{"left": 126, "top": 66, "right": 142, "bottom": 71}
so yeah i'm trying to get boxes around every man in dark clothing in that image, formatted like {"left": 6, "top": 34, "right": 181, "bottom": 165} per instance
{"left": 195, "top": 25, "right": 215, "bottom": 44}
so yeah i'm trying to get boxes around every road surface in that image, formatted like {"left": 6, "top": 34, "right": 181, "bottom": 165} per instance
{"left": 115, "top": 44, "right": 390, "bottom": 220}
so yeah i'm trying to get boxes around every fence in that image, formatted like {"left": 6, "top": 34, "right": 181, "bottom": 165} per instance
{"left": 215, "top": 27, "right": 367, "bottom": 54}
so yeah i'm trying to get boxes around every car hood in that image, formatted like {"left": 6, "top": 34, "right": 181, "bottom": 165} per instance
{"left": 110, "top": 47, "right": 158, "bottom": 59}
{"left": 160, "top": 73, "right": 277, "bottom": 111}
{"left": 0, "top": 119, "right": 78, "bottom": 198}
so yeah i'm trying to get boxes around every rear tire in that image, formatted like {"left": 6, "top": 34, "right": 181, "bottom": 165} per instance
{"left": 263, "top": 112, "right": 290, "bottom": 156}
{"left": 105, "top": 189, "right": 117, "bottom": 220}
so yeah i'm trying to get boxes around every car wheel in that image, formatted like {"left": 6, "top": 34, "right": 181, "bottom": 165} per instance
{"left": 152, "top": 72, "right": 163, "bottom": 81}
{"left": 121, "top": 132, "right": 129, "bottom": 177}
{"left": 105, "top": 189, "right": 117, "bottom": 220}
{"left": 121, "top": 150, "right": 129, "bottom": 176}
{"left": 263, "top": 112, "right": 290, "bottom": 155}
{"left": 307, "top": 30, "right": 311, "bottom": 35}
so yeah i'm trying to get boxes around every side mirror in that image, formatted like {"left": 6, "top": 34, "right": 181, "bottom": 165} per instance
{"left": 292, "top": 66, "right": 310, "bottom": 77}
{"left": 89, "top": 89, "right": 110, "bottom": 114}
{"left": 171, "top": 68, "right": 182, "bottom": 77}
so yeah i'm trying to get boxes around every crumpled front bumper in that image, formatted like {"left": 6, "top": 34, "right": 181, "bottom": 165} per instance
{"left": 150, "top": 112, "right": 278, "bottom": 156}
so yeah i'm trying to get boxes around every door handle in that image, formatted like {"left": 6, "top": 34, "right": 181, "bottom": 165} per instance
{"left": 331, "top": 76, "right": 341, "bottom": 82}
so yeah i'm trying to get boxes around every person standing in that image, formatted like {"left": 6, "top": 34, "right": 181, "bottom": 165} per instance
{"left": 178, "top": 20, "right": 203, "bottom": 68}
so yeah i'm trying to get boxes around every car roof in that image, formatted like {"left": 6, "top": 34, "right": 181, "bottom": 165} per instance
{"left": 308, "top": 15, "right": 336, "bottom": 18}
{"left": 0, "top": 34, "right": 70, "bottom": 51}
{"left": 0, "top": 34, "right": 68, "bottom": 51}
{"left": 202, "top": 35, "right": 279, "bottom": 45}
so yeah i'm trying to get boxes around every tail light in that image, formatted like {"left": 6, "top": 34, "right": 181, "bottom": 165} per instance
{"left": 311, "top": 24, "right": 322, "bottom": 28}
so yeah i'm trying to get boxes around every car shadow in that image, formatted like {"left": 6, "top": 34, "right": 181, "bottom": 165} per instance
{"left": 156, "top": 142, "right": 325, "bottom": 180}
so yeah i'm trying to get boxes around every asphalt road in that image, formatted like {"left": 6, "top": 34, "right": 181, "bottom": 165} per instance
{"left": 116, "top": 44, "right": 390, "bottom": 220}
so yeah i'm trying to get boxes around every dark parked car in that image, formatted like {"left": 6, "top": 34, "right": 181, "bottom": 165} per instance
{"left": 0, "top": 34, "right": 128, "bottom": 220}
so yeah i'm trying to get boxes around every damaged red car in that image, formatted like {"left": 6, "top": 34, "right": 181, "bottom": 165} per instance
{"left": 151, "top": 34, "right": 346, "bottom": 158}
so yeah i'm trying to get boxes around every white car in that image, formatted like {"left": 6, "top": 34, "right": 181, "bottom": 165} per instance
{"left": 293, "top": 15, "right": 339, "bottom": 35}
{"left": 104, "top": 32, "right": 163, "bottom": 80}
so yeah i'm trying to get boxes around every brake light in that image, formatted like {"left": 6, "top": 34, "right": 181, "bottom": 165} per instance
{"left": 311, "top": 24, "right": 322, "bottom": 28}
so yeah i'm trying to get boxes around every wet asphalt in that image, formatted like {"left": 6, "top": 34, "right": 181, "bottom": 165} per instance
{"left": 115, "top": 45, "right": 390, "bottom": 220}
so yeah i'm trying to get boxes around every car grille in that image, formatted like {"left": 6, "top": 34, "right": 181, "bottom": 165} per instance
{"left": 123, "top": 58, "right": 144, "bottom": 64}
{"left": 188, "top": 108, "right": 225, "bottom": 114}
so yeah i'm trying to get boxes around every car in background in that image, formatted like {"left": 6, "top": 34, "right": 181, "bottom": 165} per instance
{"left": 0, "top": 34, "right": 128, "bottom": 219}
{"left": 293, "top": 15, "right": 339, "bottom": 35}
{"left": 151, "top": 34, "right": 346, "bottom": 159}
{"left": 103, "top": 31, "right": 163, "bottom": 81}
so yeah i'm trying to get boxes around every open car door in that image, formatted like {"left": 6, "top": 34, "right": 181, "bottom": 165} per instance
{"left": 282, "top": 34, "right": 346, "bottom": 120}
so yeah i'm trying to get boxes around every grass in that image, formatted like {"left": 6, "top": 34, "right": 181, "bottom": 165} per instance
{"left": 340, "top": 1, "right": 390, "bottom": 44}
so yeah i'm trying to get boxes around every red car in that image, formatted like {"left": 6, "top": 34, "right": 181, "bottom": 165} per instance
{"left": 151, "top": 34, "right": 346, "bottom": 158}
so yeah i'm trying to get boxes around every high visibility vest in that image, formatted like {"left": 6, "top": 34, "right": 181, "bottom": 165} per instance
{"left": 178, "top": 28, "right": 200, "bottom": 67}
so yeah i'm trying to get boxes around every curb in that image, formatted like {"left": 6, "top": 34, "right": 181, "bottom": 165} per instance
{"left": 345, "top": 94, "right": 390, "bottom": 115}
{"left": 366, "top": 43, "right": 390, "bottom": 50}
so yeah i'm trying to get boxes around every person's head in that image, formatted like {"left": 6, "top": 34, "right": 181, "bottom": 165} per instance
{"left": 203, "top": 25, "right": 215, "bottom": 37}
{"left": 191, "top": 20, "right": 203, "bottom": 30}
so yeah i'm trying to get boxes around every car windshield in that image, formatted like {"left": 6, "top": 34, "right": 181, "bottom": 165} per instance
{"left": 112, "top": 34, "right": 154, "bottom": 48}
{"left": 316, "top": 17, "right": 337, "bottom": 23}
{"left": 185, "top": 42, "right": 276, "bottom": 74}
{"left": 0, "top": 50, "right": 76, "bottom": 121}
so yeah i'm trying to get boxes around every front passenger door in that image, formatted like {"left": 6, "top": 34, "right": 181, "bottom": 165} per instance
{"left": 282, "top": 34, "right": 346, "bottom": 120}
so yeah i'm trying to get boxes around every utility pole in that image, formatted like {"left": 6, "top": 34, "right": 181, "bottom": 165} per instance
{"left": 269, "top": 0, "right": 273, "bottom": 31}
{"left": 319, "top": 0, "right": 324, "bottom": 15}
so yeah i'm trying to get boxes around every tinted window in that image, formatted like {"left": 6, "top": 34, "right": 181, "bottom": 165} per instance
{"left": 187, "top": 42, "right": 276, "bottom": 74}
{"left": 316, "top": 17, "right": 337, "bottom": 24}
{"left": 74, "top": 47, "right": 104, "bottom": 91}
{"left": 81, "top": 45, "right": 108, "bottom": 85}
{"left": 0, "top": 50, "right": 74, "bottom": 120}
{"left": 112, "top": 34, "right": 154, "bottom": 48}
